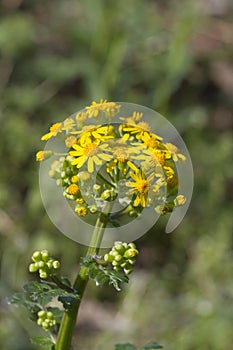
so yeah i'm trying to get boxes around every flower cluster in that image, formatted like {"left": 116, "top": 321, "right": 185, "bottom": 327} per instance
{"left": 37, "top": 100, "right": 187, "bottom": 223}
{"left": 104, "top": 241, "right": 139, "bottom": 275}
{"left": 29, "top": 250, "right": 60, "bottom": 279}
{"left": 37, "top": 310, "right": 56, "bottom": 330}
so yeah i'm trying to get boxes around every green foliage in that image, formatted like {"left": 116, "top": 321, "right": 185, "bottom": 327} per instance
{"left": 31, "top": 336, "right": 54, "bottom": 349}
{"left": 81, "top": 256, "right": 129, "bottom": 291}
{"left": 10, "top": 280, "right": 79, "bottom": 314}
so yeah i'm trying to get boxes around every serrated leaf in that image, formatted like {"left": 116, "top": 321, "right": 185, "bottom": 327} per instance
{"left": 115, "top": 343, "right": 136, "bottom": 350}
{"left": 139, "top": 342, "right": 163, "bottom": 349}
{"left": 31, "top": 336, "right": 54, "bottom": 346}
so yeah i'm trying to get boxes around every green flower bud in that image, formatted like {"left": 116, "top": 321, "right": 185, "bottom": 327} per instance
{"left": 53, "top": 260, "right": 60, "bottom": 269}
{"left": 37, "top": 318, "right": 43, "bottom": 326}
{"left": 114, "top": 254, "right": 122, "bottom": 262}
{"left": 89, "top": 205, "right": 98, "bottom": 214}
{"left": 39, "top": 270, "right": 48, "bottom": 279}
{"left": 32, "top": 251, "right": 41, "bottom": 262}
{"left": 38, "top": 261, "right": 45, "bottom": 268}
{"left": 101, "top": 189, "right": 112, "bottom": 201}
{"left": 29, "top": 263, "right": 38, "bottom": 273}
{"left": 42, "top": 321, "right": 49, "bottom": 329}
{"left": 38, "top": 310, "right": 46, "bottom": 318}
{"left": 104, "top": 253, "right": 114, "bottom": 263}
{"left": 47, "top": 311, "right": 53, "bottom": 319}
{"left": 46, "top": 259, "right": 54, "bottom": 269}
{"left": 41, "top": 250, "right": 49, "bottom": 261}
{"left": 124, "top": 248, "right": 138, "bottom": 259}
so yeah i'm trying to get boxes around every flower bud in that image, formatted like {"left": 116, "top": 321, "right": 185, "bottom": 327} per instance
{"left": 41, "top": 250, "right": 49, "bottom": 261}
{"left": 174, "top": 194, "right": 186, "bottom": 206}
{"left": 29, "top": 263, "right": 37, "bottom": 273}
{"left": 38, "top": 310, "right": 46, "bottom": 318}
{"left": 39, "top": 271, "right": 48, "bottom": 279}
{"left": 53, "top": 260, "right": 60, "bottom": 269}
{"left": 32, "top": 251, "right": 41, "bottom": 262}
{"left": 90, "top": 205, "right": 98, "bottom": 214}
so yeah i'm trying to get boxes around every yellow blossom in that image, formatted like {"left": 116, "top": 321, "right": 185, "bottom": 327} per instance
{"left": 69, "top": 139, "right": 112, "bottom": 173}
{"left": 41, "top": 122, "right": 63, "bottom": 141}
{"left": 36, "top": 150, "right": 53, "bottom": 161}
{"left": 121, "top": 122, "right": 152, "bottom": 141}
{"left": 86, "top": 99, "right": 121, "bottom": 118}
{"left": 126, "top": 171, "right": 154, "bottom": 207}
{"left": 76, "top": 198, "right": 84, "bottom": 204}
{"left": 76, "top": 111, "right": 87, "bottom": 123}
{"left": 120, "top": 111, "right": 143, "bottom": 124}
{"left": 62, "top": 118, "right": 75, "bottom": 132}
{"left": 164, "top": 143, "right": 186, "bottom": 162}
{"left": 76, "top": 206, "right": 88, "bottom": 216}
{"left": 65, "top": 136, "right": 77, "bottom": 148}
{"left": 67, "top": 184, "right": 79, "bottom": 195}
{"left": 71, "top": 175, "right": 79, "bottom": 183}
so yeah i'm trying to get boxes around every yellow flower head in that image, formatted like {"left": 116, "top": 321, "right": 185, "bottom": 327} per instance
{"left": 164, "top": 143, "right": 186, "bottom": 162}
{"left": 41, "top": 122, "right": 63, "bottom": 141}
{"left": 36, "top": 150, "right": 53, "bottom": 161}
{"left": 76, "top": 206, "right": 88, "bottom": 217}
{"left": 86, "top": 99, "right": 121, "bottom": 118}
{"left": 76, "top": 111, "right": 87, "bottom": 123}
{"left": 126, "top": 171, "right": 154, "bottom": 207}
{"left": 69, "top": 138, "right": 112, "bottom": 173}
{"left": 67, "top": 184, "right": 79, "bottom": 195}
{"left": 65, "top": 136, "right": 77, "bottom": 148}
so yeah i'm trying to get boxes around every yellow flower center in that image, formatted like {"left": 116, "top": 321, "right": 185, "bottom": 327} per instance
{"left": 113, "top": 149, "right": 129, "bottom": 162}
{"left": 144, "top": 138, "right": 160, "bottom": 149}
{"left": 154, "top": 151, "right": 166, "bottom": 166}
{"left": 84, "top": 143, "right": 99, "bottom": 157}
{"left": 135, "top": 179, "right": 149, "bottom": 194}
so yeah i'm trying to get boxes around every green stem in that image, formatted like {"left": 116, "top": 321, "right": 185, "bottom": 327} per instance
{"left": 54, "top": 206, "right": 110, "bottom": 350}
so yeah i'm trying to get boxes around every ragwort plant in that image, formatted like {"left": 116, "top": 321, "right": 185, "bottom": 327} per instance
{"left": 11, "top": 100, "right": 189, "bottom": 350}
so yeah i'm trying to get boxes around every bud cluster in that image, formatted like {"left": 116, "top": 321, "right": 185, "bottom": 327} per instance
{"left": 37, "top": 310, "right": 56, "bottom": 330}
{"left": 104, "top": 241, "right": 139, "bottom": 275}
{"left": 29, "top": 250, "right": 60, "bottom": 279}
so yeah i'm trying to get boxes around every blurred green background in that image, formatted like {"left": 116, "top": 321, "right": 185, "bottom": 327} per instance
{"left": 0, "top": 0, "right": 233, "bottom": 349}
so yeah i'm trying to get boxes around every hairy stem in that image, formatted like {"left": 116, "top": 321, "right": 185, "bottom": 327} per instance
{"left": 54, "top": 207, "right": 110, "bottom": 350}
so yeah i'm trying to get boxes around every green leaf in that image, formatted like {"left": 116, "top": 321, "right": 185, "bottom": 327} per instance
{"left": 31, "top": 336, "right": 54, "bottom": 347}
{"left": 139, "top": 342, "right": 163, "bottom": 349}
{"left": 81, "top": 258, "right": 129, "bottom": 291}
{"left": 115, "top": 343, "right": 136, "bottom": 350}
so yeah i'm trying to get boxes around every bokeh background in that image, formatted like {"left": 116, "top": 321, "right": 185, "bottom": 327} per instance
{"left": 0, "top": 0, "right": 233, "bottom": 349}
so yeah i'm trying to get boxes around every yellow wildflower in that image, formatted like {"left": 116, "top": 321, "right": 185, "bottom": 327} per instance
{"left": 164, "top": 143, "right": 186, "bottom": 162}
{"left": 65, "top": 136, "right": 77, "bottom": 148}
{"left": 174, "top": 195, "right": 186, "bottom": 206}
{"left": 76, "top": 198, "right": 84, "bottom": 204}
{"left": 86, "top": 99, "right": 121, "bottom": 118}
{"left": 36, "top": 150, "right": 53, "bottom": 161}
{"left": 75, "top": 111, "right": 87, "bottom": 123}
{"left": 126, "top": 171, "right": 154, "bottom": 207}
{"left": 41, "top": 122, "right": 63, "bottom": 141}
{"left": 69, "top": 139, "right": 112, "bottom": 173}
{"left": 120, "top": 111, "right": 143, "bottom": 124}
{"left": 75, "top": 125, "right": 114, "bottom": 143}
{"left": 76, "top": 206, "right": 88, "bottom": 217}
{"left": 121, "top": 122, "right": 152, "bottom": 141}
{"left": 67, "top": 184, "right": 79, "bottom": 195}
{"left": 62, "top": 118, "right": 75, "bottom": 132}
{"left": 71, "top": 175, "right": 79, "bottom": 183}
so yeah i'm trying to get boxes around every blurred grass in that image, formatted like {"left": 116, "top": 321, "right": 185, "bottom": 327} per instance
{"left": 0, "top": 0, "right": 233, "bottom": 349}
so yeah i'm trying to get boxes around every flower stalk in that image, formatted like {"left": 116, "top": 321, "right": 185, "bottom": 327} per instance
{"left": 55, "top": 206, "right": 111, "bottom": 350}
